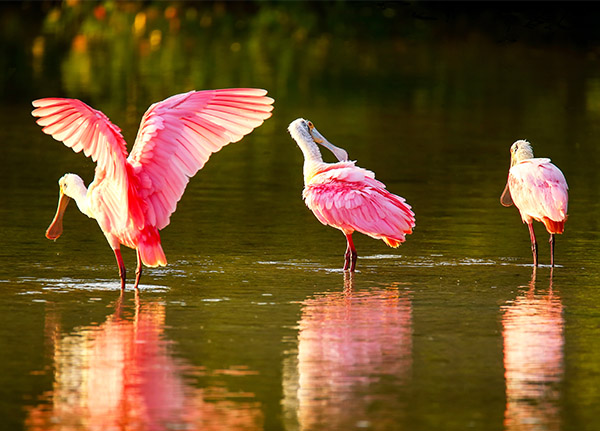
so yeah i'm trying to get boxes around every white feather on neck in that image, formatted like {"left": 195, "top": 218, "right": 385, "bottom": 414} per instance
{"left": 60, "top": 173, "right": 93, "bottom": 218}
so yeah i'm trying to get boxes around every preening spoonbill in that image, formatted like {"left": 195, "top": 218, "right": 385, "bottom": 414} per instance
{"left": 288, "top": 118, "right": 415, "bottom": 271}
{"left": 33, "top": 89, "right": 274, "bottom": 289}
{"left": 500, "top": 140, "right": 568, "bottom": 267}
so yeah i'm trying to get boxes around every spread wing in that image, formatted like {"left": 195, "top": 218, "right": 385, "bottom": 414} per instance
{"left": 32, "top": 98, "right": 130, "bottom": 229}
{"left": 509, "top": 158, "right": 569, "bottom": 222}
{"left": 303, "top": 163, "right": 415, "bottom": 245}
{"left": 127, "top": 88, "right": 274, "bottom": 230}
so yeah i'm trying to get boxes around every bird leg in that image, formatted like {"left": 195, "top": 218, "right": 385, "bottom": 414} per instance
{"left": 343, "top": 233, "right": 358, "bottom": 272}
{"left": 549, "top": 234, "right": 555, "bottom": 267}
{"left": 527, "top": 223, "right": 538, "bottom": 267}
{"left": 134, "top": 250, "right": 143, "bottom": 290}
{"left": 113, "top": 249, "right": 126, "bottom": 290}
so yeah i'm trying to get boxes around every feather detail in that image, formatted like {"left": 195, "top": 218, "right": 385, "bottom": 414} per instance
{"left": 508, "top": 158, "right": 568, "bottom": 234}
{"left": 32, "top": 97, "right": 130, "bottom": 230}
{"left": 303, "top": 163, "right": 415, "bottom": 245}
{"left": 128, "top": 89, "right": 274, "bottom": 231}
{"left": 33, "top": 89, "right": 273, "bottom": 269}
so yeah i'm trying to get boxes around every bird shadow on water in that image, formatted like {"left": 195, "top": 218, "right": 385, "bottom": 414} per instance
{"left": 501, "top": 266, "right": 563, "bottom": 431}
{"left": 282, "top": 270, "right": 413, "bottom": 430}
{"left": 23, "top": 288, "right": 264, "bottom": 431}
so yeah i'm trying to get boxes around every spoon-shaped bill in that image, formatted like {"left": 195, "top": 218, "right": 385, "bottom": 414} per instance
{"left": 46, "top": 191, "right": 71, "bottom": 240}
{"left": 500, "top": 180, "right": 513, "bottom": 207}
{"left": 310, "top": 127, "right": 348, "bottom": 162}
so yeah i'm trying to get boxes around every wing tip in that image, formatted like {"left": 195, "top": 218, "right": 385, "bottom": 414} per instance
{"left": 216, "top": 87, "right": 269, "bottom": 95}
{"left": 213, "top": 88, "right": 274, "bottom": 102}
{"left": 32, "top": 98, "right": 65, "bottom": 108}
{"left": 31, "top": 98, "right": 75, "bottom": 117}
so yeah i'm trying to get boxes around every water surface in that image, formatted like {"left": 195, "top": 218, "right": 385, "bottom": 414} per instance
{"left": 2, "top": 3, "right": 600, "bottom": 431}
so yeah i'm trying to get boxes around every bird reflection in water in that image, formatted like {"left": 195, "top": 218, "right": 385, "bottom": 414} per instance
{"left": 502, "top": 268, "right": 563, "bottom": 431}
{"left": 283, "top": 273, "right": 412, "bottom": 430}
{"left": 25, "top": 292, "right": 263, "bottom": 431}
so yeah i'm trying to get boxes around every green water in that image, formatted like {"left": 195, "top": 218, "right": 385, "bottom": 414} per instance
{"left": 2, "top": 2, "right": 600, "bottom": 431}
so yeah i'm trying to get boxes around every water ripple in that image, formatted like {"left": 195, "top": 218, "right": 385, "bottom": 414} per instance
{"left": 17, "top": 277, "right": 169, "bottom": 292}
{"left": 258, "top": 256, "right": 561, "bottom": 270}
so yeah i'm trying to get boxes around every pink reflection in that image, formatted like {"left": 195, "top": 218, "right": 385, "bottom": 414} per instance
{"left": 502, "top": 269, "right": 563, "bottom": 431}
{"left": 285, "top": 274, "right": 412, "bottom": 430}
{"left": 25, "top": 293, "right": 263, "bottom": 431}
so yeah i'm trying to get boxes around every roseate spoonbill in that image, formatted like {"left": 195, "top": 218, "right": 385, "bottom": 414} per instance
{"left": 500, "top": 140, "right": 568, "bottom": 267}
{"left": 288, "top": 118, "right": 415, "bottom": 271}
{"left": 33, "top": 89, "right": 274, "bottom": 289}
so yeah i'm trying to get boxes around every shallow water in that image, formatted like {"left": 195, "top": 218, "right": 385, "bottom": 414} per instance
{"left": 3, "top": 3, "right": 600, "bottom": 431}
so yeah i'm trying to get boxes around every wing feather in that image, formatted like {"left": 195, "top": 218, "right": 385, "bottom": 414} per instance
{"left": 128, "top": 88, "right": 274, "bottom": 230}
{"left": 53, "top": 117, "right": 87, "bottom": 144}
{"left": 303, "top": 163, "right": 415, "bottom": 244}
{"left": 178, "top": 128, "right": 210, "bottom": 161}
{"left": 32, "top": 98, "right": 130, "bottom": 229}
{"left": 509, "top": 158, "right": 568, "bottom": 224}
{"left": 182, "top": 117, "right": 230, "bottom": 151}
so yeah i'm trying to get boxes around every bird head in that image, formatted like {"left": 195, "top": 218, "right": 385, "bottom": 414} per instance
{"left": 501, "top": 140, "right": 534, "bottom": 207}
{"left": 510, "top": 140, "right": 534, "bottom": 166}
{"left": 45, "top": 173, "right": 85, "bottom": 240}
{"left": 288, "top": 118, "right": 349, "bottom": 162}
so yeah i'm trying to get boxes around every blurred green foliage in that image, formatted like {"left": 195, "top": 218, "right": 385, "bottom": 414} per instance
{"left": 2, "top": 0, "right": 600, "bottom": 107}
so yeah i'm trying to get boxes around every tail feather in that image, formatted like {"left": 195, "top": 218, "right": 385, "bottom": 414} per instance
{"left": 542, "top": 217, "right": 566, "bottom": 234}
{"left": 366, "top": 188, "right": 415, "bottom": 248}
{"left": 382, "top": 236, "right": 405, "bottom": 248}
{"left": 138, "top": 227, "right": 167, "bottom": 267}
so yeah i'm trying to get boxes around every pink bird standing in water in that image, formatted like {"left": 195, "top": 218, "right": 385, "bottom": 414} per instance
{"left": 500, "top": 140, "right": 568, "bottom": 267}
{"left": 33, "top": 89, "right": 274, "bottom": 289}
{"left": 288, "top": 118, "right": 415, "bottom": 271}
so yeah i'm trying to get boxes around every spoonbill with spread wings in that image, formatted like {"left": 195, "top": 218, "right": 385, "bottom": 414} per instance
{"left": 33, "top": 89, "right": 274, "bottom": 289}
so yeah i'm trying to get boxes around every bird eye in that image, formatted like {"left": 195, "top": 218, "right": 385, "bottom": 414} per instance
{"left": 307, "top": 121, "right": 314, "bottom": 130}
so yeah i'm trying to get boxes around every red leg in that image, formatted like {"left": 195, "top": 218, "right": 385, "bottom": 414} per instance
{"left": 114, "top": 249, "right": 126, "bottom": 290}
{"left": 134, "top": 249, "right": 143, "bottom": 290}
{"left": 343, "top": 233, "right": 358, "bottom": 272}
{"left": 527, "top": 223, "right": 538, "bottom": 267}
{"left": 549, "top": 234, "right": 555, "bottom": 267}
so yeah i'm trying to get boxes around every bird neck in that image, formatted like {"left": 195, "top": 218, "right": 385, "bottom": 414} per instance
{"left": 298, "top": 138, "right": 323, "bottom": 163}
{"left": 65, "top": 182, "right": 92, "bottom": 218}
{"left": 298, "top": 140, "right": 324, "bottom": 183}
{"left": 515, "top": 151, "right": 534, "bottom": 163}
{"left": 303, "top": 161, "right": 321, "bottom": 184}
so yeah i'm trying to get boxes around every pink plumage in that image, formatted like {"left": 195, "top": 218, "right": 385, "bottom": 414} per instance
{"left": 507, "top": 158, "right": 568, "bottom": 234}
{"left": 303, "top": 162, "right": 415, "bottom": 247}
{"left": 501, "top": 140, "right": 568, "bottom": 266}
{"left": 33, "top": 89, "right": 274, "bottom": 289}
{"left": 288, "top": 118, "right": 415, "bottom": 271}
